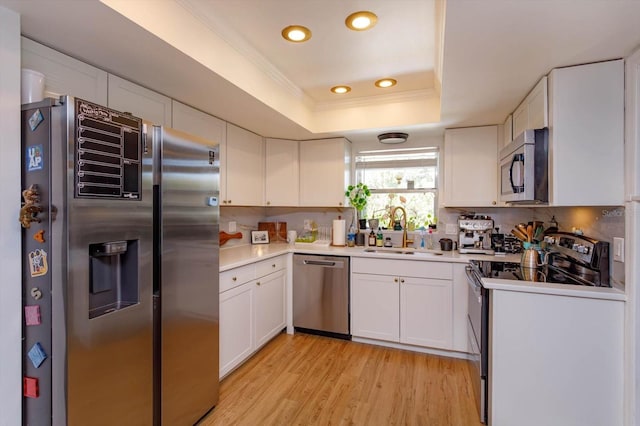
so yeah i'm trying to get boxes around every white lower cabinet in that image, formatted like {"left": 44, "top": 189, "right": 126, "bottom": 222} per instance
{"left": 351, "top": 273, "right": 400, "bottom": 341}
{"left": 254, "top": 269, "right": 286, "bottom": 349}
{"left": 219, "top": 282, "right": 254, "bottom": 378}
{"left": 219, "top": 256, "right": 286, "bottom": 378}
{"left": 400, "top": 277, "right": 453, "bottom": 348}
{"left": 489, "top": 289, "right": 624, "bottom": 426}
{"left": 351, "top": 258, "right": 455, "bottom": 351}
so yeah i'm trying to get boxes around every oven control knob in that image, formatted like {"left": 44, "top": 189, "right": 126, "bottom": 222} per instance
{"left": 582, "top": 246, "right": 590, "bottom": 255}
{"left": 572, "top": 243, "right": 580, "bottom": 252}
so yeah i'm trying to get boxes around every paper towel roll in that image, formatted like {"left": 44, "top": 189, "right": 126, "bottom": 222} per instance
{"left": 332, "top": 220, "right": 346, "bottom": 246}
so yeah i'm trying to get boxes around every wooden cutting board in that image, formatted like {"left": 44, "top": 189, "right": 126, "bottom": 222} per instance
{"left": 258, "top": 222, "right": 286, "bottom": 242}
{"left": 220, "top": 231, "right": 242, "bottom": 246}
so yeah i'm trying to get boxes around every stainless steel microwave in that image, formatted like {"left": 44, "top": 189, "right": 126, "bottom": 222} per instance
{"left": 499, "top": 128, "right": 549, "bottom": 204}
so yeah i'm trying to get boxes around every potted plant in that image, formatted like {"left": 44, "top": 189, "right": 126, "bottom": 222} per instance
{"left": 426, "top": 213, "right": 438, "bottom": 230}
{"left": 345, "top": 182, "right": 371, "bottom": 230}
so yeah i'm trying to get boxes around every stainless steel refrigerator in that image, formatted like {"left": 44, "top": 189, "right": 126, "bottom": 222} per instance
{"left": 21, "top": 96, "right": 219, "bottom": 425}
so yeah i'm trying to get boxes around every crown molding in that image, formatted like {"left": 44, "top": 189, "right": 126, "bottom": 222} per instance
{"left": 176, "top": 0, "right": 309, "bottom": 103}
{"left": 313, "top": 88, "right": 438, "bottom": 112}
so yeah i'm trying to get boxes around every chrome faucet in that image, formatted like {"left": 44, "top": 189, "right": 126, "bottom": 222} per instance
{"left": 390, "top": 206, "right": 414, "bottom": 248}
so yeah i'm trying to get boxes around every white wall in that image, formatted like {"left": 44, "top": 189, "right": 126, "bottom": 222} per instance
{"left": 0, "top": 6, "right": 22, "bottom": 425}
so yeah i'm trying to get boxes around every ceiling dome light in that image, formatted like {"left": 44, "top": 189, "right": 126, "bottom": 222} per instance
{"left": 378, "top": 132, "right": 409, "bottom": 144}
{"left": 375, "top": 78, "right": 397, "bottom": 88}
{"left": 346, "top": 11, "right": 378, "bottom": 31}
{"left": 331, "top": 85, "right": 351, "bottom": 94}
{"left": 281, "top": 25, "right": 312, "bottom": 42}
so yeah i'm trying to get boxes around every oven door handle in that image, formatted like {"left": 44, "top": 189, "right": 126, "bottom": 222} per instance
{"left": 465, "top": 265, "right": 483, "bottom": 302}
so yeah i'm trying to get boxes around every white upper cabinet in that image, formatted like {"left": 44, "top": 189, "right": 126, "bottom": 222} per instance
{"left": 512, "top": 76, "right": 548, "bottom": 138}
{"left": 223, "top": 123, "right": 264, "bottom": 206}
{"left": 107, "top": 74, "right": 172, "bottom": 125}
{"left": 501, "top": 114, "right": 513, "bottom": 150}
{"left": 299, "top": 138, "right": 351, "bottom": 207}
{"left": 264, "top": 138, "right": 299, "bottom": 207}
{"left": 442, "top": 126, "right": 499, "bottom": 207}
{"left": 171, "top": 100, "right": 226, "bottom": 144}
{"left": 21, "top": 37, "right": 108, "bottom": 105}
{"left": 548, "top": 60, "right": 624, "bottom": 206}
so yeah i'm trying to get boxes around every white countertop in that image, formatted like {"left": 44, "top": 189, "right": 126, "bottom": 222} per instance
{"left": 220, "top": 242, "right": 520, "bottom": 271}
{"left": 220, "top": 243, "right": 626, "bottom": 301}
{"left": 482, "top": 277, "right": 626, "bottom": 301}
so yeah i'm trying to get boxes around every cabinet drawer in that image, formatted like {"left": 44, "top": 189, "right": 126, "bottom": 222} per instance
{"left": 352, "top": 258, "right": 452, "bottom": 280}
{"left": 255, "top": 255, "right": 285, "bottom": 277}
{"left": 220, "top": 265, "right": 255, "bottom": 293}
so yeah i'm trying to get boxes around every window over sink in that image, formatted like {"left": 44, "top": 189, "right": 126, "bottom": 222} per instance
{"left": 355, "top": 148, "right": 438, "bottom": 229}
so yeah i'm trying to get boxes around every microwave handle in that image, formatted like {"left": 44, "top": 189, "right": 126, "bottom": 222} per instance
{"left": 509, "top": 153, "right": 523, "bottom": 193}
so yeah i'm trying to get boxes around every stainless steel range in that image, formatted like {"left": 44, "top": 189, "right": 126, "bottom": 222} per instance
{"left": 465, "top": 232, "right": 610, "bottom": 423}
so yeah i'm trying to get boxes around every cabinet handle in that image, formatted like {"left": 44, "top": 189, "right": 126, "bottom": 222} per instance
{"left": 338, "top": 202, "right": 343, "bottom": 206}
{"left": 394, "top": 278, "right": 399, "bottom": 283}
{"left": 228, "top": 200, "right": 232, "bottom": 204}
{"left": 266, "top": 201, "right": 271, "bottom": 205}
{"left": 256, "top": 281, "right": 261, "bottom": 286}
{"left": 232, "top": 277, "right": 237, "bottom": 281}
{"left": 272, "top": 264, "right": 276, "bottom": 268}
{"left": 400, "top": 278, "right": 405, "bottom": 283}
{"left": 492, "top": 201, "right": 497, "bottom": 205}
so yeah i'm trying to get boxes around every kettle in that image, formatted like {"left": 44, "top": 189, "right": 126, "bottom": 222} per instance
{"left": 439, "top": 238, "right": 453, "bottom": 251}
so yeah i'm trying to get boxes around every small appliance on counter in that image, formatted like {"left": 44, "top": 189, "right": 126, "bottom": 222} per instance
{"left": 458, "top": 215, "right": 495, "bottom": 254}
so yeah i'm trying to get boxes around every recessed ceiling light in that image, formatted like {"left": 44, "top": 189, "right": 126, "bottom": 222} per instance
{"left": 345, "top": 11, "right": 378, "bottom": 31}
{"left": 375, "top": 78, "right": 397, "bottom": 88}
{"left": 331, "top": 86, "right": 351, "bottom": 94}
{"left": 281, "top": 25, "right": 312, "bottom": 42}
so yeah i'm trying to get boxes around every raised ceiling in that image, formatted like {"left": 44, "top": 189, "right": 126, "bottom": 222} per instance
{"left": 3, "top": 0, "right": 640, "bottom": 146}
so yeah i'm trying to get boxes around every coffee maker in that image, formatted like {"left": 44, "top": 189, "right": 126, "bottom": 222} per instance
{"left": 458, "top": 215, "right": 495, "bottom": 254}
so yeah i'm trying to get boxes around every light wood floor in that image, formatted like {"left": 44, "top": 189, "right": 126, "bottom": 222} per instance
{"left": 201, "top": 332, "right": 482, "bottom": 426}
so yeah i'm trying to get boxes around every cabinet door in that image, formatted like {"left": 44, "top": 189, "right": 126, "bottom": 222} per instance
{"left": 400, "top": 277, "right": 453, "bottom": 349}
{"left": 299, "top": 138, "right": 351, "bottom": 207}
{"left": 219, "top": 282, "right": 254, "bottom": 378}
{"left": 512, "top": 101, "right": 528, "bottom": 140}
{"left": 351, "top": 273, "right": 399, "bottom": 341}
{"left": 107, "top": 74, "right": 172, "bottom": 124}
{"left": 442, "top": 126, "right": 498, "bottom": 207}
{"left": 527, "top": 76, "right": 548, "bottom": 130}
{"left": 254, "top": 269, "right": 286, "bottom": 349}
{"left": 501, "top": 114, "right": 513, "bottom": 150}
{"left": 171, "top": 100, "right": 226, "bottom": 144}
{"left": 224, "top": 123, "right": 264, "bottom": 206}
{"left": 548, "top": 60, "right": 624, "bottom": 206}
{"left": 21, "top": 37, "right": 108, "bottom": 105}
{"left": 265, "top": 138, "right": 299, "bottom": 206}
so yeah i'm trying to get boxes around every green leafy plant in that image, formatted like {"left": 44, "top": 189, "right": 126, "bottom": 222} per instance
{"left": 345, "top": 183, "right": 371, "bottom": 212}
{"left": 426, "top": 213, "right": 438, "bottom": 228}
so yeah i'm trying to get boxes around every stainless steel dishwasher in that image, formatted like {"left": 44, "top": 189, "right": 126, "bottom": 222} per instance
{"left": 293, "top": 254, "right": 350, "bottom": 339}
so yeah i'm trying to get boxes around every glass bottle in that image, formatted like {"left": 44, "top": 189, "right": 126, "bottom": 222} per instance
{"left": 368, "top": 230, "right": 376, "bottom": 246}
{"left": 376, "top": 227, "right": 384, "bottom": 247}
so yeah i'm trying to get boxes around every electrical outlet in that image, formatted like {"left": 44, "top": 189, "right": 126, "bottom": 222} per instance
{"left": 228, "top": 221, "right": 236, "bottom": 233}
{"left": 613, "top": 237, "right": 624, "bottom": 262}
{"left": 445, "top": 223, "right": 457, "bottom": 235}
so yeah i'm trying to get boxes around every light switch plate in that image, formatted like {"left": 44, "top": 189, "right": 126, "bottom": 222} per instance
{"left": 613, "top": 237, "right": 624, "bottom": 262}
{"left": 228, "top": 221, "right": 236, "bottom": 233}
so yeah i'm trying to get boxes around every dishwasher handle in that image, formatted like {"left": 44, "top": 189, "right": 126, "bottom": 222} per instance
{"left": 303, "top": 259, "right": 343, "bottom": 268}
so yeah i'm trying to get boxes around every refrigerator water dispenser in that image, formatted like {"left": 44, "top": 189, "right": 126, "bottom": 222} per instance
{"left": 89, "top": 240, "right": 138, "bottom": 319}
